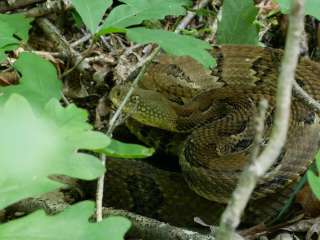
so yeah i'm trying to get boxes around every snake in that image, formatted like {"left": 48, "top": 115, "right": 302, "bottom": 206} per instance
{"left": 106, "top": 45, "right": 320, "bottom": 226}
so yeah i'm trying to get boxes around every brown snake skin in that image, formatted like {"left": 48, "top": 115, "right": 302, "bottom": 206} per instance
{"left": 106, "top": 45, "right": 320, "bottom": 226}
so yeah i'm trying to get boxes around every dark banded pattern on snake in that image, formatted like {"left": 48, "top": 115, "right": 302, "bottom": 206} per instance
{"left": 108, "top": 45, "right": 320, "bottom": 224}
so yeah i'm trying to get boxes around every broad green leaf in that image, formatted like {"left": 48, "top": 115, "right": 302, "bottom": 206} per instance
{"left": 307, "top": 151, "right": 320, "bottom": 199}
{"left": 71, "top": 0, "right": 112, "bottom": 33}
{"left": 44, "top": 100, "right": 91, "bottom": 134}
{"left": 127, "top": 28, "right": 215, "bottom": 68}
{"left": 0, "top": 21, "right": 20, "bottom": 48}
{"left": 276, "top": 0, "right": 290, "bottom": 12}
{"left": 304, "top": 0, "right": 319, "bottom": 19}
{"left": 0, "top": 51, "right": 6, "bottom": 63}
{"left": 71, "top": 10, "right": 84, "bottom": 28}
{"left": 97, "top": 26, "right": 127, "bottom": 34}
{"left": 0, "top": 201, "right": 131, "bottom": 240}
{"left": 0, "top": 13, "right": 33, "bottom": 43}
{"left": 67, "top": 131, "right": 110, "bottom": 150}
{"left": 217, "top": 0, "right": 259, "bottom": 45}
{"left": 0, "top": 52, "right": 62, "bottom": 109}
{"left": 277, "top": 0, "right": 320, "bottom": 20}
{"left": 98, "top": 139, "right": 154, "bottom": 158}
{"left": 98, "top": 0, "right": 190, "bottom": 35}
{"left": 0, "top": 43, "right": 20, "bottom": 53}
{"left": 0, "top": 95, "right": 110, "bottom": 209}
{"left": 307, "top": 170, "right": 320, "bottom": 199}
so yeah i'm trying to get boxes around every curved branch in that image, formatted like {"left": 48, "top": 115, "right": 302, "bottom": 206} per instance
{"left": 217, "top": 0, "right": 306, "bottom": 239}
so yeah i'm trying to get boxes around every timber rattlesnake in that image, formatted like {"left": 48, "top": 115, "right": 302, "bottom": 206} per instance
{"left": 107, "top": 45, "right": 320, "bottom": 226}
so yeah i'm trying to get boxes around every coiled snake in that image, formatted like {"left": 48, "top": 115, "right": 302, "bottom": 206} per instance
{"left": 108, "top": 45, "right": 320, "bottom": 225}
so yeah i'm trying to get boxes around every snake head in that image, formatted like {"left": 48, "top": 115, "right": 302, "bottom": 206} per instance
{"left": 109, "top": 85, "right": 178, "bottom": 132}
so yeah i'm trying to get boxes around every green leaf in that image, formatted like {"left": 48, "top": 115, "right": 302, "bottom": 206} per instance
{"left": 304, "top": 0, "right": 319, "bottom": 19}
{"left": 43, "top": 100, "right": 92, "bottom": 137}
{"left": 71, "top": 0, "right": 112, "bottom": 33}
{"left": 0, "top": 50, "right": 6, "bottom": 63}
{"left": 127, "top": 27, "right": 215, "bottom": 68}
{"left": 96, "top": 26, "right": 127, "bottom": 35}
{"left": 0, "top": 52, "right": 62, "bottom": 109}
{"left": 98, "top": 138, "right": 154, "bottom": 158}
{"left": 316, "top": 151, "right": 320, "bottom": 172}
{"left": 0, "top": 95, "right": 110, "bottom": 209}
{"left": 68, "top": 131, "right": 111, "bottom": 150}
{"left": 0, "top": 201, "right": 131, "bottom": 240}
{"left": 0, "top": 21, "right": 20, "bottom": 48}
{"left": 307, "top": 169, "right": 320, "bottom": 199}
{"left": 276, "top": 0, "right": 290, "bottom": 13}
{"left": 217, "top": 0, "right": 259, "bottom": 45}
{"left": 276, "top": 0, "right": 320, "bottom": 20}
{"left": 0, "top": 13, "right": 33, "bottom": 44}
{"left": 98, "top": 0, "right": 190, "bottom": 35}
{"left": 307, "top": 151, "right": 320, "bottom": 199}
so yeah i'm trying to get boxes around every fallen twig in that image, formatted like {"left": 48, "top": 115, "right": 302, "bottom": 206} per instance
{"left": 25, "top": 0, "right": 72, "bottom": 17}
{"left": 95, "top": 0, "right": 212, "bottom": 226}
{"left": 36, "top": 17, "right": 90, "bottom": 75}
{"left": 294, "top": 81, "right": 320, "bottom": 112}
{"left": 102, "top": 208, "right": 219, "bottom": 240}
{"left": 217, "top": 0, "right": 306, "bottom": 239}
{"left": 0, "top": 0, "right": 44, "bottom": 13}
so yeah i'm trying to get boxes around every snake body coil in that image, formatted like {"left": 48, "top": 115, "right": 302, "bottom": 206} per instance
{"left": 109, "top": 45, "right": 320, "bottom": 224}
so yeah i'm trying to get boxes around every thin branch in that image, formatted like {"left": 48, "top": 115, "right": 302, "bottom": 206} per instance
{"left": 60, "top": 41, "right": 95, "bottom": 78}
{"left": 249, "top": 100, "right": 269, "bottom": 162}
{"left": 175, "top": 0, "right": 210, "bottom": 33}
{"left": 95, "top": 46, "right": 160, "bottom": 222}
{"left": 0, "top": 0, "right": 44, "bottom": 12}
{"left": 70, "top": 34, "right": 91, "bottom": 48}
{"left": 25, "top": 0, "right": 72, "bottom": 17}
{"left": 216, "top": 100, "right": 268, "bottom": 240}
{"left": 108, "top": 49, "right": 161, "bottom": 135}
{"left": 95, "top": 0, "right": 211, "bottom": 223}
{"left": 293, "top": 81, "right": 320, "bottom": 112}
{"left": 102, "top": 208, "right": 219, "bottom": 240}
{"left": 217, "top": 0, "right": 305, "bottom": 239}
{"left": 36, "top": 17, "right": 90, "bottom": 75}
{"left": 95, "top": 153, "right": 107, "bottom": 222}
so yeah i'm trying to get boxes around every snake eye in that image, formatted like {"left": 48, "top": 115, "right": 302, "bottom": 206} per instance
{"left": 130, "top": 95, "right": 140, "bottom": 102}
{"left": 112, "top": 89, "right": 121, "bottom": 98}
{"left": 116, "top": 90, "right": 121, "bottom": 97}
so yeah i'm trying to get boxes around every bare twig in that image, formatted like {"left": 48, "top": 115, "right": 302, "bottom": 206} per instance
{"left": 107, "top": 49, "right": 161, "bottom": 135}
{"left": 36, "top": 18, "right": 90, "bottom": 74}
{"left": 250, "top": 100, "right": 269, "bottom": 161}
{"left": 30, "top": 50, "right": 64, "bottom": 58}
{"left": 175, "top": 0, "right": 210, "bottom": 33}
{"left": 25, "top": 0, "right": 72, "bottom": 17}
{"left": 70, "top": 34, "right": 91, "bottom": 48}
{"left": 102, "top": 208, "right": 219, "bottom": 240}
{"left": 95, "top": 153, "right": 107, "bottom": 222}
{"left": 293, "top": 81, "right": 320, "bottom": 112}
{"left": 95, "top": 46, "right": 160, "bottom": 222}
{"left": 217, "top": 0, "right": 305, "bottom": 239}
{"left": 95, "top": 0, "right": 211, "bottom": 223}
{"left": 216, "top": 100, "right": 268, "bottom": 240}
{"left": 0, "top": 0, "right": 44, "bottom": 12}
{"left": 60, "top": 41, "right": 95, "bottom": 78}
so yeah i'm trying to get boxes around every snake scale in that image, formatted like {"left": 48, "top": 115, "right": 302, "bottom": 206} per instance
{"left": 104, "top": 45, "right": 320, "bottom": 227}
